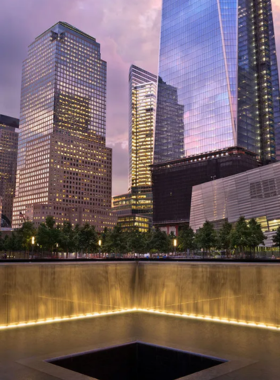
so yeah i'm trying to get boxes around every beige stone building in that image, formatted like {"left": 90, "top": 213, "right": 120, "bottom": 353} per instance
{"left": 12, "top": 22, "right": 116, "bottom": 231}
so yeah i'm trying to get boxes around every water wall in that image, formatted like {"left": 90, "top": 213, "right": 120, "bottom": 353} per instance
{"left": 0, "top": 262, "right": 136, "bottom": 326}
{"left": 0, "top": 261, "right": 280, "bottom": 328}
{"left": 137, "top": 262, "right": 280, "bottom": 326}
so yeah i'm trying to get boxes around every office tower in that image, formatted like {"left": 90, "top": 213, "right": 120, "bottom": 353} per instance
{"left": 0, "top": 115, "right": 19, "bottom": 226}
{"left": 128, "top": 65, "right": 157, "bottom": 216}
{"left": 112, "top": 66, "right": 157, "bottom": 231}
{"left": 154, "top": 0, "right": 280, "bottom": 164}
{"left": 154, "top": 78, "right": 184, "bottom": 163}
{"left": 12, "top": 22, "right": 116, "bottom": 230}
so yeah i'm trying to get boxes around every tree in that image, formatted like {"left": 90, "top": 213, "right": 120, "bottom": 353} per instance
{"left": 195, "top": 221, "right": 216, "bottom": 256}
{"left": 87, "top": 225, "right": 98, "bottom": 253}
{"left": 108, "top": 225, "right": 127, "bottom": 254}
{"left": 37, "top": 216, "right": 60, "bottom": 254}
{"left": 0, "top": 232, "right": 3, "bottom": 252}
{"left": 3, "top": 235, "right": 10, "bottom": 252}
{"left": 77, "top": 223, "right": 98, "bottom": 256}
{"left": 17, "top": 221, "right": 36, "bottom": 253}
{"left": 247, "top": 218, "right": 266, "bottom": 254}
{"left": 273, "top": 226, "right": 280, "bottom": 251}
{"left": 127, "top": 229, "right": 146, "bottom": 254}
{"left": 217, "top": 221, "right": 232, "bottom": 255}
{"left": 6, "top": 232, "right": 21, "bottom": 253}
{"left": 59, "top": 221, "right": 76, "bottom": 258}
{"left": 149, "top": 228, "right": 171, "bottom": 253}
{"left": 101, "top": 227, "right": 112, "bottom": 254}
{"left": 230, "top": 216, "right": 249, "bottom": 253}
{"left": 178, "top": 226, "right": 195, "bottom": 252}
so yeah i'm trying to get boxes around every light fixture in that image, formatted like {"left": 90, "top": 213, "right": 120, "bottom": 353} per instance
{"left": 1, "top": 308, "right": 280, "bottom": 332}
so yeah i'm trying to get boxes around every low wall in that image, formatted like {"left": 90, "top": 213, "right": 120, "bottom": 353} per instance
{"left": 137, "top": 262, "right": 280, "bottom": 326}
{"left": 0, "top": 261, "right": 280, "bottom": 327}
{"left": 0, "top": 262, "right": 136, "bottom": 326}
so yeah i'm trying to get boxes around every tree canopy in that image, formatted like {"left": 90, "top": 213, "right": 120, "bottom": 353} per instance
{"left": 195, "top": 221, "right": 216, "bottom": 253}
{"left": 0, "top": 215, "right": 272, "bottom": 257}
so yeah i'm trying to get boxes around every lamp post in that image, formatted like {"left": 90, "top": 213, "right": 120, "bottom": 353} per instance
{"left": 31, "top": 236, "right": 35, "bottom": 259}
{"left": 173, "top": 238, "right": 177, "bottom": 256}
{"left": 98, "top": 239, "right": 102, "bottom": 258}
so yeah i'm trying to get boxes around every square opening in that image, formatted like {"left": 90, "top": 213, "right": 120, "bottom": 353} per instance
{"left": 49, "top": 342, "right": 226, "bottom": 380}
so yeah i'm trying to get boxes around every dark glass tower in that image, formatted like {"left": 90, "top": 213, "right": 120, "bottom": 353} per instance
{"left": 155, "top": 0, "right": 280, "bottom": 164}
{"left": 154, "top": 78, "right": 184, "bottom": 163}
{"left": 0, "top": 115, "right": 19, "bottom": 226}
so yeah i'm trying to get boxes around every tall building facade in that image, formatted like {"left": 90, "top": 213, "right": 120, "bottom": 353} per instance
{"left": 0, "top": 115, "right": 19, "bottom": 226}
{"left": 152, "top": 147, "right": 259, "bottom": 232}
{"left": 154, "top": 0, "right": 280, "bottom": 164}
{"left": 154, "top": 78, "right": 184, "bottom": 164}
{"left": 190, "top": 161, "right": 280, "bottom": 246}
{"left": 112, "top": 66, "right": 157, "bottom": 232}
{"left": 128, "top": 65, "right": 157, "bottom": 216}
{"left": 12, "top": 22, "right": 116, "bottom": 230}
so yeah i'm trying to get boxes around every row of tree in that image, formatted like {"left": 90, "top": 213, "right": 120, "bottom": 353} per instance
{"left": 179, "top": 217, "right": 268, "bottom": 254}
{"left": 0, "top": 216, "right": 174, "bottom": 255}
{"left": 1, "top": 215, "right": 279, "bottom": 256}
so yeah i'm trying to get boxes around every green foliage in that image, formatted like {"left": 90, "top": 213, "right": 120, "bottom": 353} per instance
{"left": 217, "top": 221, "right": 232, "bottom": 251}
{"left": 100, "top": 227, "right": 111, "bottom": 253}
{"left": 6, "top": 232, "right": 21, "bottom": 251}
{"left": 3, "top": 235, "right": 10, "bottom": 251}
{"left": 127, "top": 229, "right": 146, "bottom": 253}
{"left": 273, "top": 226, "right": 280, "bottom": 247}
{"left": 17, "top": 221, "right": 36, "bottom": 251}
{"left": 59, "top": 221, "right": 76, "bottom": 256}
{"left": 0, "top": 215, "right": 270, "bottom": 256}
{"left": 76, "top": 223, "right": 98, "bottom": 254}
{"left": 178, "top": 226, "right": 195, "bottom": 252}
{"left": 107, "top": 225, "right": 127, "bottom": 254}
{"left": 37, "top": 216, "right": 60, "bottom": 252}
{"left": 247, "top": 218, "right": 266, "bottom": 250}
{"left": 195, "top": 221, "right": 216, "bottom": 253}
{"left": 230, "top": 216, "right": 250, "bottom": 252}
{"left": 148, "top": 228, "right": 171, "bottom": 253}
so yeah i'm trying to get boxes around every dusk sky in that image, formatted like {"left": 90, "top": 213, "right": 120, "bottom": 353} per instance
{"left": 1, "top": 0, "right": 280, "bottom": 196}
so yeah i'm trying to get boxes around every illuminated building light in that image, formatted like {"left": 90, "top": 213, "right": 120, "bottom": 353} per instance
{"left": 0, "top": 309, "right": 136, "bottom": 330}
{"left": 1, "top": 308, "right": 280, "bottom": 331}
{"left": 137, "top": 309, "right": 280, "bottom": 331}
{"left": 12, "top": 21, "right": 116, "bottom": 231}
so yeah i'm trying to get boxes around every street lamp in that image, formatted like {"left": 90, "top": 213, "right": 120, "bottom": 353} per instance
{"left": 31, "top": 236, "right": 35, "bottom": 259}
{"left": 173, "top": 238, "right": 177, "bottom": 256}
{"left": 98, "top": 239, "right": 102, "bottom": 258}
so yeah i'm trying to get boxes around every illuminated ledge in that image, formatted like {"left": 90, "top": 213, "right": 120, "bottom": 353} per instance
{"left": 0, "top": 309, "right": 136, "bottom": 330}
{"left": 1, "top": 308, "right": 280, "bottom": 331}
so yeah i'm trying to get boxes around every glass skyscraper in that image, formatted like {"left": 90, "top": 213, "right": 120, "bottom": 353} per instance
{"left": 128, "top": 65, "right": 157, "bottom": 217}
{"left": 0, "top": 115, "right": 19, "bottom": 226}
{"left": 154, "top": 0, "right": 280, "bottom": 163}
{"left": 12, "top": 22, "right": 116, "bottom": 230}
{"left": 112, "top": 66, "right": 157, "bottom": 230}
{"left": 129, "top": 65, "right": 157, "bottom": 191}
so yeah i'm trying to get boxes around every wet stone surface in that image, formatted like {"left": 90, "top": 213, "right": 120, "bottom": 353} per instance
{"left": 0, "top": 313, "right": 279, "bottom": 379}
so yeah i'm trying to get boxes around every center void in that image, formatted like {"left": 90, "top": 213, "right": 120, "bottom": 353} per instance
{"left": 49, "top": 342, "right": 226, "bottom": 380}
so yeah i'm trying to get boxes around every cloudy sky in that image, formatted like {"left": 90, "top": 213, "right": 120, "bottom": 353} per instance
{"left": 1, "top": 0, "right": 280, "bottom": 196}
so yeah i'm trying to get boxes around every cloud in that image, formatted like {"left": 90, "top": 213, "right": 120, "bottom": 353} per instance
{"left": 0, "top": 0, "right": 161, "bottom": 195}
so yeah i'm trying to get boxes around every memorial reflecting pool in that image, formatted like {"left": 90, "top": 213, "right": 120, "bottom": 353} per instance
{"left": 0, "top": 312, "right": 279, "bottom": 379}
{"left": 1, "top": 261, "right": 280, "bottom": 379}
